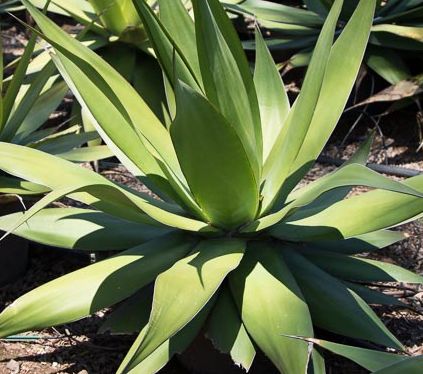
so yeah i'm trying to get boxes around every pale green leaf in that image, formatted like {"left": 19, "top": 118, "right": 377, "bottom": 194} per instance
{"left": 171, "top": 81, "right": 259, "bottom": 229}
{"left": 206, "top": 287, "right": 256, "bottom": 371}
{"left": 302, "top": 250, "right": 423, "bottom": 283}
{"left": 283, "top": 249, "right": 402, "bottom": 349}
{"left": 309, "top": 339, "right": 407, "bottom": 371}
{"left": 0, "top": 208, "right": 169, "bottom": 250}
{"left": 254, "top": 27, "right": 290, "bottom": 161}
{"left": 119, "top": 238, "right": 245, "bottom": 372}
{"left": 0, "top": 234, "right": 194, "bottom": 338}
{"left": 230, "top": 242, "right": 313, "bottom": 373}
{"left": 193, "top": 0, "right": 262, "bottom": 180}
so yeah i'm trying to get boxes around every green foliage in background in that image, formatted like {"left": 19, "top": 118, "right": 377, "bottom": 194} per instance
{"left": 225, "top": 0, "right": 423, "bottom": 86}
{"left": 0, "top": 4, "right": 110, "bottom": 198}
{"left": 0, "top": 0, "right": 422, "bottom": 372}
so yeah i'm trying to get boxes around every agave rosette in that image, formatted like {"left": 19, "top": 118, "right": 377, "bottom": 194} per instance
{"left": 0, "top": 0, "right": 422, "bottom": 372}
{"left": 225, "top": 0, "right": 423, "bottom": 86}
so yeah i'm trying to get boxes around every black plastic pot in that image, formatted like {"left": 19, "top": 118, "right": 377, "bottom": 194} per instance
{"left": 0, "top": 199, "right": 29, "bottom": 287}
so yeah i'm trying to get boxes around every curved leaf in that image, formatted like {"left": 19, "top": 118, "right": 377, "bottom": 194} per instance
{"left": 285, "top": 0, "right": 376, "bottom": 198}
{"left": 254, "top": 27, "right": 290, "bottom": 161}
{"left": 261, "top": 0, "right": 344, "bottom": 213}
{"left": 0, "top": 233, "right": 194, "bottom": 338}
{"left": 309, "top": 339, "right": 407, "bottom": 371}
{"left": 132, "top": 0, "right": 201, "bottom": 90}
{"left": 343, "top": 282, "right": 407, "bottom": 307}
{"left": 302, "top": 250, "right": 423, "bottom": 283}
{"left": 247, "top": 163, "right": 423, "bottom": 232}
{"left": 373, "top": 355, "right": 423, "bottom": 374}
{"left": 171, "top": 81, "right": 259, "bottom": 229}
{"left": 309, "top": 230, "right": 407, "bottom": 254}
{"left": 283, "top": 249, "right": 402, "bottom": 349}
{"left": 0, "top": 175, "right": 49, "bottom": 196}
{"left": 119, "top": 238, "right": 245, "bottom": 373}
{"left": 23, "top": 0, "right": 200, "bottom": 214}
{"left": 193, "top": 0, "right": 262, "bottom": 180}
{"left": 121, "top": 303, "right": 211, "bottom": 374}
{"left": 99, "top": 286, "right": 153, "bottom": 335}
{"left": 0, "top": 208, "right": 169, "bottom": 250}
{"left": 0, "top": 142, "right": 215, "bottom": 233}
{"left": 230, "top": 242, "right": 314, "bottom": 373}
{"left": 272, "top": 174, "right": 423, "bottom": 241}
{"left": 206, "top": 287, "right": 256, "bottom": 371}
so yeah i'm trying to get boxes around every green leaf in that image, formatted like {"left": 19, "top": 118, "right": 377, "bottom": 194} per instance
{"left": 302, "top": 250, "right": 423, "bottom": 284}
{"left": 201, "top": 0, "right": 263, "bottom": 165}
{"left": 283, "top": 249, "right": 403, "bottom": 349}
{"left": 2, "top": 62, "right": 58, "bottom": 142}
{"left": 309, "top": 348, "right": 326, "bottom": 374}
{"left": 0, "top": 175, "right": 49, "bottom": 196}
{"left": 308, "top": 230, "right": 406, "bottom": 254}
{"left": 371, "top": 24, "right": 423, "bottom": 44}
{"left": 0, "top": 208, "right": 169, "bottom": 250}
{"left": 1, "top": 34, "right": 37, "bottom": 131}
{"left": 308, "top": 339, "right": 407, "bottom": 371}
{"left": 132, "top": 0, "right": 201, "bottom": 90}
{"left": 273, "top": 174, "right": 423, "bottom": 241}
{"left": 280, "top": 133, "right": 375, "bottom": 222}
{"left": 132, "top": 54, "right": 169, "bottom": 125}
{"left": 223, "top": 0, "right": 324, "bottom": 27}
{"left": 206, "top": 287, "right": 256, "bottom": 371}
{"left": 373, "top": 355, "right": 423, "bottom": 374}
{"left": 230, "top": 242, "right": 314, "bottom": 373}
{"left": 0, "top": 233, "right": 194, "bottom": 338}
{"left": 52, "top": 48, "right": 200, "bottom": 213}
{"left": 0, "top": 142, "right": 215, "bottom": 233}
{"left": 369, "top": 31, "right": 423, "bottom": 51}
{"left": 120, "top": 302, "right": 212, "bottom": 374}
{"left": 57, "top": 145, "right": 113, "bottom": 162}
{"left": 365, "top": 46, "right": 411, "bottom": 85}
{"left": 23, "top": 0, "right": 201, "bottom": 215}
{"left": 99, "top": 287, "right": 153, "bottom": 334}
{"left": 13, "top": 81, "right": 68, "bottom": 144}
{"left": 246, "top": 163, "right": 423, "bottom": 232}
{"left": 34, "top": 131, "right": 100, "bottom": 154}
{"left": 171, "top": 81, "right": 259, "bottom": 229}
{"left": 304, "top": 0, "right": 331, "bottom": 17}
{"left": 285, "top": 0, "right": 376, "bottom": 198}
{"left": 261, "top": 0, "right": 344, "bottom": 213}
{"left": 343, "top": 282, "right": 407, "bottom": 307}
{"left": 88, "top": 0, "right": 142, "bottom": 36}
{"left": 158, "top": 0, "right": 201, "bottom": 82}
{"left": 193, "top": 0, "right": 262, "bottom": 180}
{"left": 254, "top": 27, "right": 290, "bottom": 161}
{"left": 118, "top": 238, "right": 245, "bottom": 372}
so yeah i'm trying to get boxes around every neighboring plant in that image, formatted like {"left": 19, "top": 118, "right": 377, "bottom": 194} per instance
{"left": 0, "top": 0, "right": 423, "bottom": 373}
{"left": 9, "top": 0, "right": 177, "bottom": 126}
{"left": 225, "top": 0, "right": 423, "bottom": 85}
{"left": 0, "top": 17, "right": 109, "bottom": 198}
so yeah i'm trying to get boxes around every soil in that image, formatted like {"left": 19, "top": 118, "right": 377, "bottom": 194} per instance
{"left": 1, "top": 6, "right": 423, "bottom": 374}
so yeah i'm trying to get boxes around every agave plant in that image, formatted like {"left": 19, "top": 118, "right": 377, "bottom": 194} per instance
{"left": 9, "top": 0, "right": 182, "bottom": 127}
{"left": 226, "top": 0, "right": 423, "bottom": 86}
{"left": 0, "top": 16, "right": 110, "bottom": 198}
{"left": 0, "top": 0, "right": 423, "bottom": 372}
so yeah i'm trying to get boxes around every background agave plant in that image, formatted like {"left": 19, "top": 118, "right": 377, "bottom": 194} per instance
{"left": 0, "top": 0, "right": 423, "bottom": 373}
{"left": 0, "top": 12, "right": 110, "bottom": 199}
{"left": 225, "top": 0, "right": 423, "bottom": 86}
{"left": 7, "top": 0, "right": 187, "bottom": 127}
